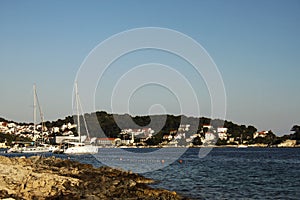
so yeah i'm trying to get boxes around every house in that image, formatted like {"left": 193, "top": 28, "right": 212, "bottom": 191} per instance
{"left": 203, "top": 125, "right": 213, "bottom": 130}
{"left": 178, "top": 124, "right": 190, "bottom": 132}
{"left": 52, "top": 127, "right": 60, "bottom": 133}
{"left": 96, "top": 138, "right": 116, "bottom": 146}
{"left": 163, "top": 134, "right": 173, "bottom": 141}
{"left": 7, "top": 123, "right": 16, "bottom": 128}
{"left": 185, "top": 134, "right": 198, "bottom": 143}
{"left": 218, "top": 132, "right": 228, "bottom": 140}
{"left": 121, "top": 139, "right": 133, "bottom": 145}
{"left": 67, "top": 123, "right": 77, "bottom": 129}
{"left": 174, "top": 133, "right": 185, "bottom": 140}
{"left": 0, "top": 141, "right": 9, "bottom": 148}
{"left": 61, "top": 124, "right": 68, "bottom": 131}
{"left": 0, "top": 122, "right": 8, "bottom": 132}
{"left": 121, "top": 128, "right": 154, "bottom": 137}
{"left": 253, "top": 131, "right": 268, "bottom": 139}
{"left": 217, "top": 127, "right": 228, "bottom": 140}
{"left": 204, "top": 132, "right": 216, "bottom": 142}
{"left": 217, "top": 127, "right": 227, "bottom": 133}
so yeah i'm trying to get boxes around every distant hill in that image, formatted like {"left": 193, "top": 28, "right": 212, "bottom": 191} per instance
{"left": 31, "top": 111, "right": 273, "bottom": 145}
{"left": 1, "top": 111, "right": 298, "bottom": 145}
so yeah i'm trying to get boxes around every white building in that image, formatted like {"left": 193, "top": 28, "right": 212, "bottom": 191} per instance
{"left": 61, "top": 124, "right": 71, "bottom": 131}
{"left": 52, "top": 127, "right": 60, "bottom": 133}
{"left": 203, "top": 125, "right": 213, "bottom": 130}
{"left": 185, "top": 134, "right": 198, "bottom": 143}
{"left": 121, "top": 128, "right": 154, "bottom": 137}
{"left": 7, "top": 123, "right": 16, "bottom": 128}
{"left": 174, "top": 133, "right": 186, "bottom": 140}
{"left": 96, "top": 138, "right": 116, "bottom": 146}
{"left": 204, "top": 132, "right": 216, "bottom": 143}
{"left": 67, "top": 122, "right": 77, "bottom": 129}
{"left": 218, "top": 132, "right": 228, "bottom": 140}
{"left": 217, "top": 127, "right": 228, "bottom": 140}
{"left": 217, "top": 127, "right": 228, "bottom": 133}
{"left": 0, "top": 142, "right": 9, "bottom": 148}
{"left": 178, "top": 124, "right": 190, "bottom": 132}
{"left": 253, "top": 131, "right": 268, "bottom": 139}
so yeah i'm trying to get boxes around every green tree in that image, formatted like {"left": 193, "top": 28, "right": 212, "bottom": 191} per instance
{"left": 192, "top": 136, "right": 202, "bottom": 145}
{"left": 291, "top": 125, "right": 300, "bottom": 143}
{"left": 253, "top": 130, "right": 276, "bottom": 145}
{"left": 146, "top": 131, "right": 164, "bottom": 145}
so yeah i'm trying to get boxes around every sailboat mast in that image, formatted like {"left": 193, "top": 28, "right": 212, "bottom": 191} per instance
{"left": 75, "top": 82, "right": 81, "bottom": 143}
{"left": 33, "top": 84, "right": 37, "bottom": 134}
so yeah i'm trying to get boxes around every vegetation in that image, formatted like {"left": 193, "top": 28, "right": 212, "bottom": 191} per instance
{"left": 0, "top": 132, "right": 32, "bottom": 146}
{"left": 252, "top": 131, "right": 276, "bottom": 145}
{"left": 45, "top": 112, "right": 268, "bottom": 144}
{"left": 290, "top": 125, "right": 300, "bottom": 144}
{"left": 1, "top": 112, "right": 299, "bottom": 146}
{"left": 192, "top": 136, "right": 202, "bottom": 145}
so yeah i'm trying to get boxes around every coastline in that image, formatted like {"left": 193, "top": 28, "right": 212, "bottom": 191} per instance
{"left": 97, "top": 144, "right": 300, "bottom": 148}
{"left": 0, "top": 156, "right": 188, "bottom": 200}
{"left": 1, "top": 144, "right": 299, "bottom": 155}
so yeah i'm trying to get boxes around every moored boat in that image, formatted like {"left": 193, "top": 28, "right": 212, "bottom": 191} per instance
{"left": 63, "top": 82, "right": 98, "bottom": 154}
{"left": 64, "top": 142, "right": 98, "bottom": 154}
{"left": 21, "top": 145, "right": 51, "bottom": 153}
{"left": 7, "top": 84, "right": 53, "bottom": 154}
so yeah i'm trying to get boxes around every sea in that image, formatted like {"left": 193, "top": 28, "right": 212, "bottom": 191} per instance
{"left": 1, "top": 147, "right": 300, "bottom": 200}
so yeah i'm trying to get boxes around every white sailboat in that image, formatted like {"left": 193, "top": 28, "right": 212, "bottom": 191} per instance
{"left": 8, "top": 84, "right": 51, "bottom": 153}
{"left": 64, "top": 82, "right": 98, "bottom": 154}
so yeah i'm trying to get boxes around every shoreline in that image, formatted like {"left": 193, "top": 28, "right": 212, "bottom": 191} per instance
{"left": 0, "top": 156, "right": 188, "bottom": 200}
{"left": 93, "top": 144, "right": 300, "bottom": 148}
{"left": 1, "top": 144, "right": 300, "bottom": 154}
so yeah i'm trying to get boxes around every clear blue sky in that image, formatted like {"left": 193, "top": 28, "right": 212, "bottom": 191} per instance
{"left": 0, "top": 0, "right": 299, "bottom": 135}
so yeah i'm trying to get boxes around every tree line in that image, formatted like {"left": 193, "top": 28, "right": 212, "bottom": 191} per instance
{"left": 1, "top": 112, "right": 299, "bottom": 145}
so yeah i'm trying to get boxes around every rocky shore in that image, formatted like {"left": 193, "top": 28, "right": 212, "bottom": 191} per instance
{"left": 0, "top": 156, "right": 188, "bottom": 200}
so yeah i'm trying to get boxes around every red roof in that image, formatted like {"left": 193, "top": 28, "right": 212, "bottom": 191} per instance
{"left": 96, "top": 138, "right": 115, "bottom": 141}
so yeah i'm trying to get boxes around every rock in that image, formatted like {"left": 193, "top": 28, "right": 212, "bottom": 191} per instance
{"left": 278, "top": 139, "right": 297, "bottom": 147}
{"left": 0, "top": 156, "right": 12, "bottom": 165}
{"left": 0, "top": 156, "right": 188, "bottom": 200}
{"left": 112, "top": 180, "right": 120, "bottom": 185}
{"left": 127, "top": 180, "right": 136, "bottom": 187}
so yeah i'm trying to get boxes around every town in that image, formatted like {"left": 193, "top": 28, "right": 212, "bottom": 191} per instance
{"left": 0, "top": 113, "right": 298, "bottom": 149}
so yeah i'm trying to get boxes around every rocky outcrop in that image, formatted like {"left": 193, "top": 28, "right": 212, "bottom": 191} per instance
{"left": 0, "top": 156, "right": 187, "bottom": 200}
{"left": 277, "top": 139, "right": 297, "bottom": 147}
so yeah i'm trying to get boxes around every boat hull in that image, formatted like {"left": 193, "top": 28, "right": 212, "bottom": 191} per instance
{"left": 64, "top": 145, "right": 98, "bottom": 154}
{"left": 7, "top": 146, "right": 50, "bottom": 153}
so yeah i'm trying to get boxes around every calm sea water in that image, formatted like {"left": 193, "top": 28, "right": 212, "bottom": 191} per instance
{"left": 1, "top": 147, "right": 300, "bottom": 200}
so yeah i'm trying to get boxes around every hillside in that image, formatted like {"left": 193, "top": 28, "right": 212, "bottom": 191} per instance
{"left": 0, "top": 111, "right": 298, "bottom": 146}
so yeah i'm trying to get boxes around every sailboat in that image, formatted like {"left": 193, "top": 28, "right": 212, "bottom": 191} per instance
{"left": 64, "top": 82, "right": 98, "bottom": 154}
{"left": 7, "top": 84, "right": 51, "bottom": 153}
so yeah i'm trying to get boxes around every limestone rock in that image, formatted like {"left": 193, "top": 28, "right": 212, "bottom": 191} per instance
{"left": 0, "top": 156, "right": 188, "bottom": 200}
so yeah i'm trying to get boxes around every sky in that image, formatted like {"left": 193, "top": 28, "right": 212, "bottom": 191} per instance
{"left": 0, "top": 0, "right": 299, "bottom": 135}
